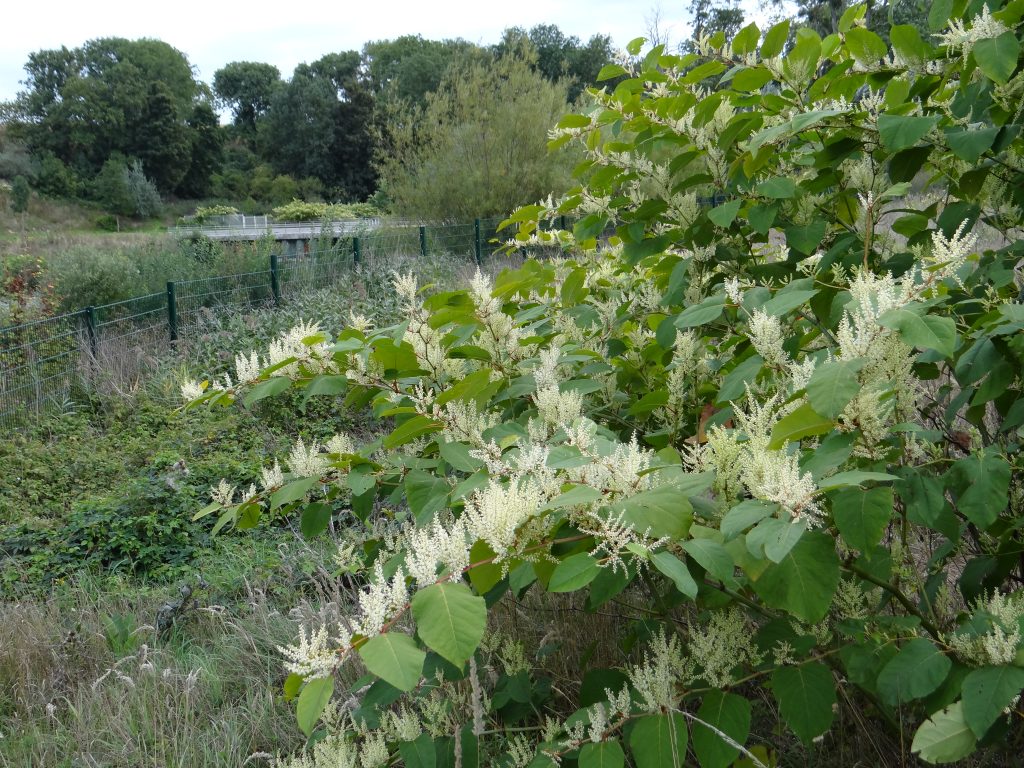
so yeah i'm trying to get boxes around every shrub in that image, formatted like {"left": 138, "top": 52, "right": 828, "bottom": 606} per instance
{"left": 94, "top": 214, "right": 119, "bottom": 232}
{"left": 125, "top": 159, "right": 162, "bottom": 218}
{"left": 190, "top": 204, "right": 240, "bottom": 224}
{"left": 49, "top": 248, "right": 142, "bottom": 309}
{"left": 10, "top": 174, "right": 29, "bottom": 213}
{"left": 34, "top": 152, "right": 79, "bottom": 198}
{"left": 185, "top": 7, "right": 1024, "bottom": 766}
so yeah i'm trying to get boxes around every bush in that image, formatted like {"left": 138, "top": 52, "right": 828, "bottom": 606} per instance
{"left": 93, "top": 156, "right": 162, "bottom": 218}
{"left": 49, "top": 248, "right": 142, "bottom": 309}
{"left": 125, "top": 159, "right": 162, "bottom": 218}
{"left": 94, "top": 214, "right": 119, "bottom": 232}
{"left": 10, "top": 174, "right": 29, "bottom": 213}
{"left": 33, "top": 152, "right": 79, "bottom": 198}
{"left": 186, "top": 8, "right": 1024, "bottom": 764}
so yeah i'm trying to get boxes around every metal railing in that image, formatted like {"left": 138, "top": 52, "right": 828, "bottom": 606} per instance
{"left": 0, "top": 216, "right": 512, "bottom": 430}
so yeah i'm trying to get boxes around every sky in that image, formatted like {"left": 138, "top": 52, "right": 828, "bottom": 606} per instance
{"left": 0, "top": 0, "right": 711, "bottom": 104}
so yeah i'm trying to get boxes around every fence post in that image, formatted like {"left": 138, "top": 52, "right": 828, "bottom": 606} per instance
{"left": 474, "top": 218, "right": 482, "bottom": 265}
{"left": 166, "top": 281, "right": 178, "bottom": 342}
{"left": 353, "top": 236, "right": 362, "bottom": 265}
{"left": 85, "top": 306, "right": 98, "bottom": 357}
{"left": 560, "top": 214, "right": 567, "bottom": 231}
{"left": 270, "top": 252, "right": 281, "bottom": 305}
{"left": 419, "top": 225, "right": 427, "bottom": 258}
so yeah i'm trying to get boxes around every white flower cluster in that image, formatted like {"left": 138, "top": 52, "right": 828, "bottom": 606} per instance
{"left": 947, "top": 590, "right": 1024, "bottom": 666}
{"left": 628, "top": 631, "right": 687, "bottom": 711}
{"left": 935, "top": 5, "right": 1010, "bottom": 62}
{"left": 684, "top": 607, "right": 764, "bottom": 688}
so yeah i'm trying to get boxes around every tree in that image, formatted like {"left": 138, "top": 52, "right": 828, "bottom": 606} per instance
{"left": 377, "top": 50, "right": 576, "bottom": 219}
{"left": 494, "top": 25, "right": 614, "bottom": 101}
{"left": 363, "top": 36, "right": 479, "bottom": 107}
{"left": 213, "top": 61, "right": 282, "bottom": 134}
{"left": 176, "top": 102, "right": 223, "bottom": 199}
{"left": 10, "top": 175, "right": 29, "bottom": 212}
{"left": 130, "top": 82, "right": 192, "bottom": 193}
{"left": 687, "top": 0, "right": 746, "bottom": 46}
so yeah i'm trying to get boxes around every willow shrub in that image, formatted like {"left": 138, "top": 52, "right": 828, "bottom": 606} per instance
{"left": 184, "top": 3, "right": 1024, "bottom": 765}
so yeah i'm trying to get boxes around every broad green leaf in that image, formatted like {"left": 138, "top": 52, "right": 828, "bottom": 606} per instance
{"left": 806, "top": 359, "right": 865, "bottom": 418}
{"left": 771, "top": 662, "right": 836, "bottom": 743}
{"left": 768, "top": 402, "right": 834, "bottom": 449}
{"left": 911, "top": 702, "right": 977, "bottom": 764}
{"left": 751, "top": 531, "right": 840, "bottom": 622}
{"left": 675, "top": 296, "right": 726, "bottom": 328}
{"left": 950, "top": 452, "right": 1011, "bottom": 530}
{"left": 845, "top": 28, "right": 888, "bottom": 65}
{"left": 300, "top": 502, "right": 333, "bottom": 538}
{"left": 618, "top": 485, "right": 694, "bottom": 539}
{"left": 598, "top": 63, "right": 629, "bottom": 81}
{"left": 549, "top": 553, "right": 601, "bottom": 593}
{"left": 578, "top": 740, "right": 625, "bottom": 768}
{"left": 961, "top": 665, "right": 1024, "bottom": 738}
{"left": 411, "top": 583, "right": 486, "bottom": 667}
{"left": 296, "top": 675, "right": 334, "bottom": 737}
{"left": 760, "top": 289, "right": 818, "bottom": 316}
{"left": 399, "top": 733, "right": 437, "bottom": 768}
{"left": 721, "top": 500, "right": 777, "bottom": 540}
{"left": 438, "top": 440, "right": 484, "bottom": 472}
{"left": 891, "top": 24, "right": 930, "bottom": 62}
{"left": 877, "top": 308, "right": 956, "bottom": 357}
{"left": 707, "top": 199, "right": 742, "bottom": 227}
{"left": 651, "top": 551, "right": 698, "bottom": 598}
{"left": 243, "top": 376, "right": 290, "bottom": 406}
{"left": 832, "top": 486, "right": 893, "bottom": 551}
{"left": 928, "top": 0, "right": 954, "bottom": 30}
{"left": 542, "top": 485, "right": 603, "bottom": 511}
{"left": 876, "top": 638, "right": 951, "bottom": 706}
{"left": 716, "top": 354, "right": 763, "bottom": 404}
{"left": 761, "top": 19, "right": 790, "bottom": 57}
{"left": 817, "top": 470, "right": 900, "bottom": 490}
{"left": 944, "top": 126, "right": 999, "bottom": 163}
{"left": 405, "top": 470, "right": 450, "bottom": 524}
{"left": 692, "top": 691, "right": 751, "bottom": 768}
{"left": 974, "top": 32, "right": 1020, "bottom": 84}
{"left": 877, "top": 114, "right": 940, "bottom": 153}
{"left": 630, "top": 714, "right": 688, "bottom": 768}
{"left": 756, "top": 176, "right": 798, "bottom": 199}
{"left": 682, "top": 539, "right": 735, "bottom": 585}
{"left": 731, "top": 23, "right": 760, "bottom": 56}
{"left": 467, "top": 540, "right": 502, "bottom": 595}
{"left": 301, "top": 374, "right": 347, "bottom": 403}
{"left": 271, "top": 476, "right": 319, "bottom": 509}
{"left": 358, "top": 633, "right": 426, "bottom": 692}
{"left": 763, "top": 519, "right": 806, "bottom": 563}
{"left": 384, "top": 415, "right": 444, "bottom": 450}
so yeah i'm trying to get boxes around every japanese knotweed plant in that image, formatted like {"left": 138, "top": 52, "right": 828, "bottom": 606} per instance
{"left": 184, "top": 3, "right": 1024, "bottom": 765}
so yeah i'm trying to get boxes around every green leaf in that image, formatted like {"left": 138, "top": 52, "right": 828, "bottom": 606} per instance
{"left": 877, "top": 308, "right": 956, "bottom": 357}
{"left": 832, "top": 486, "right": 893, "bottom": 551}
{"left": 756, "top": 176, "right": 798, "bottom": 199}
{"left": 296, "top": 675, "right": 334, "bottom": 737}
{"left": 651, "top": 551, "right": 698, "bottom": 598}
{"left": 243, "top": 376, "right": 290, "bottom": 406}
{"left": 271, "top": 477, "right": 319, "bottom": 509}
{"left": 300, "top": 502, "right": 333, "bottom": 538}
{"left": 761, "top": 19, "right": 790, "bottom": 57}
{"left": 771, "top": 662, "right": 836, "bottom": 743}
{"left": 411, "top": 583, "right": 487, "bottom": 667}
{"left": 817, "top": 470, "right": 900, "bottom": 490}
{"left": 877, "top": 114, "right": 940, "bottom": 153}
{"left": 760, "top": 289, "right": 818, "bottom": 317}
{"left": 439, "top": 440, "right": 484, "bottom": 472}
{"left": 399, "top": 733, "right": 437, "bottom": 768}
{"left": 578, "top": 741, "right": 625, "bottom": 768}
{"left": 911, "top": 702, "right": 977, "bottom": 764}
{"left": 716, "top": 354, "right": 763, "bottom": 404}
{"left": 301, "top": 374, "right": 347, "bottom": 403}
{"left": 721, "top": 500, "right": 776, "bottom": 539}
{"left": 384, "top": 415, "right": 444, "bottom": 450}
{"left": 549, "top": 553, "right": 601, "bottom": 593}
{"left": 405, "top": 470, "right": 450, "bottom": 524}
{"left": 731, "top": 23, "right": 760, "bottom": 56}
{"left": 617, "top": 485, "right": 694, "bottom": 540}
{"left": 845, "top": 28, "right": 888, "bottom": 65}
{"left": 598, "top": 64, "right": 629, "bottom": 81}
{"left": 358, "top": 633, "right": 426, "bottom": 692}
{"left": 707, "top": 199, "right": 741, "bottom": 227}
{"left": 950, "top": 452, "right": 1011, "bottom": 530}
{"left": 928, "top": 0, "right": 954, "bottom": 30}
{"left": 675, "top": 296, "right": 726, "bottom": 328}
{"left": 973, "top": 32, "right": 1020, "bottom": 84}
{"left": 806, "top": 359, "right": 865, "bottom": 418}
{"left": 876, "top": 638, "right": 951, "bottom": 706}
{"left": 682, "top": 539, "right": 735, "bottom": 585}
{"left": 944, "top": 126, "right": 999, "bottom": 163}
{"left": 961, "top": 665, "right": 1024, "bottom": 738}
{"left": 768, "top": 402, "right": 834, "bottom": 449}
{"left": 630, "top": 714, "right": 688, "bottom": 768}
{"left": 752, "top": 531, "right": 840, "bottom": 622}
{"left": 542, "top": 485, "right": 603, "bottom": 511}
{"left": 692, "top": 691, "right": 751, "bottom": 768}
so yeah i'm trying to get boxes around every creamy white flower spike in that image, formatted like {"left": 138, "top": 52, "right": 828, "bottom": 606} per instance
{"left": 287, "top": 437, "right": 329, "bottom": 479}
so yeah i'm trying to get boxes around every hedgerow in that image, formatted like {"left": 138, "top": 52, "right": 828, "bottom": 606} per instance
{"left": 185, "top": 4, "right": 1024, "bottom": 765}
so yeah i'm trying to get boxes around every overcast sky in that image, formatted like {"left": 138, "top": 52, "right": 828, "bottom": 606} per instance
{"left": 0, "top": 0, "right": 719, "bottom": 104}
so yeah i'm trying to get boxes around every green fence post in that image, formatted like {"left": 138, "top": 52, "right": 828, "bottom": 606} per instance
{"left": 419, "top": 225, "right": 427, "bottom": 258}
{"left": 270, "top": 252, "right": 281, "bottom": 305}
{"left": 474, "top": 218, "right": 482, "bottom": 265}
{"left": 166, "top": 281, "right": 178, "bottom": 342}
{"left": 85, "top": 306, "right": 98, "bottom": 357}
{"left": 353, "top": 236, "right": 362, "bottom": 265}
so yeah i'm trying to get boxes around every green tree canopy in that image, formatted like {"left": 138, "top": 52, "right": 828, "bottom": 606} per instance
{"left": 213, "top": 61, "right": 283, "bottom": 134}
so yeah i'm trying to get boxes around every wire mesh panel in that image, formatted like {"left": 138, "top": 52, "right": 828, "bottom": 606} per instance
{"left": 175, "top": 271, "right": 274, "bottom": 334}
{"left": 0, "top": 312, "right": 85, "bottom": 428}
{"left": 278, "top": 241, "right": 355, "bottom": 293}
{"left": 93, "top": 292, "right": 167, "bottom": 347}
